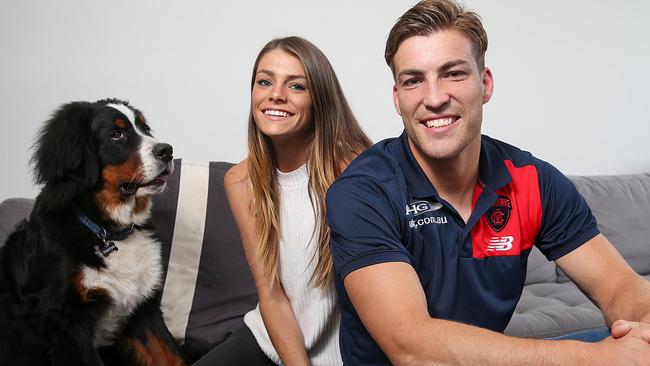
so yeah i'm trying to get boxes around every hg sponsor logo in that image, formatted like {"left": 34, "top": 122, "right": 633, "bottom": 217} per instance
{"left": 405, "top": 201, "right": 443, "bottom": 216}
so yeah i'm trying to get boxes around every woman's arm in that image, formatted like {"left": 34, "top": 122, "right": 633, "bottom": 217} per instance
{"left": 224, "top": 161, "right": 310, "bottom": 366}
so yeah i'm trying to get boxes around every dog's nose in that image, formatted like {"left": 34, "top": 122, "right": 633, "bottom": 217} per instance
{"left": 153, "top": 143, "right": 173, "bottom": 163}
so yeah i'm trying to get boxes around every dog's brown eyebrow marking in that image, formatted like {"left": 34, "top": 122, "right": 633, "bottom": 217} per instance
{"left": 138, "top": 114, "right": 146, "bottom": 124}
{"left": 115, "top": 119, "right": 128, "bottom": 129}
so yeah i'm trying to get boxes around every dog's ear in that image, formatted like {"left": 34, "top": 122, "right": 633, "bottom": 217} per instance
{"left": 32, "top": 101, "right": 99, "bottom": 209}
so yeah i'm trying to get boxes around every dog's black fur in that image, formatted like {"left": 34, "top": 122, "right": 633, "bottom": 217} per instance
{"left": 0, "top": 99, "right": 185, "bottom": 366}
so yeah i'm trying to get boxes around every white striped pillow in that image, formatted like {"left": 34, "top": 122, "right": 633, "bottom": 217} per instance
{"left": 151, "top": 160, "right": 258, "bottom": 361}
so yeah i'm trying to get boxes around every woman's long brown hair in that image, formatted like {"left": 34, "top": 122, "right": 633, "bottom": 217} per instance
{"left": 246, "top": 36, "right": 371, "bottom": 287}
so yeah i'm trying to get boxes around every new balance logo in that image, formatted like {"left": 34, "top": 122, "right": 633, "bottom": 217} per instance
{"left": 486, "top": 236, "right": 514, "bottom": 251}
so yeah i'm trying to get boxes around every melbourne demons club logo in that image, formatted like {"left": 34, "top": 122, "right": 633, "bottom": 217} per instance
{"left": 485, "top": 195, "right": 512, "bottom": 232}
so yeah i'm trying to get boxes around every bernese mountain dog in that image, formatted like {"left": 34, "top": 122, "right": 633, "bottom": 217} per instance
{"left": 0, "top": 99, "right": 185, "bottom": 366}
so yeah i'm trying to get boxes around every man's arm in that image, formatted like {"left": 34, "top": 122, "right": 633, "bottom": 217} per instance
{"left": 555, "top": 233, "right": 650, "bottom": 336}
{"left": 344, "top": 261, "right": 650, "bottom": 365}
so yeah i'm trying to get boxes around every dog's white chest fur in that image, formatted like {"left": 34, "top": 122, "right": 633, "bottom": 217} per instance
{"left": 81, "top": 229, "right": 162, "bottom": 347}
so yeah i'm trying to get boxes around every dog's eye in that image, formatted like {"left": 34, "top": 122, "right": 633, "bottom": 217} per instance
{"left": 111, "top": 130, "right": 125, "bottom": 140}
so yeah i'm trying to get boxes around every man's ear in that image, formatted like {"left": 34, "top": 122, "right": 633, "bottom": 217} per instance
{"left": 482, "top": 67, "right": 494, "bottom": 104}
{"left": 32, "top": 101, "right": 99, "bottom": 209}
{"left": 393, "top": 84, "right": 403, "bottom": 116}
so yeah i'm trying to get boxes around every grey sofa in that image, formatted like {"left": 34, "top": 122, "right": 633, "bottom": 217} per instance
{"left": 1, "top": 162, "right": 648, "bottom": 352}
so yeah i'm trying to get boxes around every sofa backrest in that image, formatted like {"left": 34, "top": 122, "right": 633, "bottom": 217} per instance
{"left": 556, "top": 173, "right": 650, "bottom": 281}
{"left": 0, "top": 198, "right": 33, "bottom": 246}
{"left": 525, "top": 173, "right": 650, "bottom": 285}
{"left": 524, "top": 245, "right": 558, "bottom": 284}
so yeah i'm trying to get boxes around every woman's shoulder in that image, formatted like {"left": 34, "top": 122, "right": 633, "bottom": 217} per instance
{"left": 224, "top": 159, "right": 250, "bottom": 191}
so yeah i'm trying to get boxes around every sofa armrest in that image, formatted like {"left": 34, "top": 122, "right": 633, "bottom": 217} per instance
{"left": 0, "top": 198, "right": 34, "bottom": 247}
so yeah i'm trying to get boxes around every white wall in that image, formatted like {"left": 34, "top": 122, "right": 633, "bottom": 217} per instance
{"left": 1, "top": 0, "right": 649, "bottom": 201}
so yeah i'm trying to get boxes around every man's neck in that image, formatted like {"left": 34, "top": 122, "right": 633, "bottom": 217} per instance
{"left": 410, "top": 137, "right": 481, "bottom": 223}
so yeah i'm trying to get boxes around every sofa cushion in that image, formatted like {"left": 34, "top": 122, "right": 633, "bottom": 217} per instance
{"left": 504, "top": 280, "right": 605, "bottom": 338}
{"left": 507, "top": 273, "right": 650, "bottom": 338}
{"left": 556, "top": 174, "right": 650, "bottom": 282}
{"left": 0, "top": 198, "right": 34, "bottom": 247}
{"left": 151, "top": 160, "right": 258, "bottom": 360}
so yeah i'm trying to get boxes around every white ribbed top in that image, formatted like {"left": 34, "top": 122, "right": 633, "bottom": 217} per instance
{"left": 244, "top": 164, "right": 342, "bottom": 365}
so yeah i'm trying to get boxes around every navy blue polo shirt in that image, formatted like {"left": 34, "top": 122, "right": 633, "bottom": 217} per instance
{"left": 326, "top": 131, "right": 600, "bottom": 365}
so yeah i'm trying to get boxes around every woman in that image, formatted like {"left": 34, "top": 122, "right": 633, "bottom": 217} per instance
{"left": 195, "top": 37, "right": 371, "bottom": 365}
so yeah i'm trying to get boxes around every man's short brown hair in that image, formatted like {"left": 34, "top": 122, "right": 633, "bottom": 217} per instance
{"left": 385, "top": 0, "right": 488, "bottom": 75}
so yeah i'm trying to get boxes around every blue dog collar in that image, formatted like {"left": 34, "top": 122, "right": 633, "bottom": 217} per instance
{"left": 77, "top": 213, "right": 135, "bottom": 257}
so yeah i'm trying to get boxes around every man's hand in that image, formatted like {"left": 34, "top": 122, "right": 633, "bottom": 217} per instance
{"left": 611, "top": 319, "right": 650, "bottom": 342}
{"left": 590, "top": 329, "right": 650, "bottom": 365}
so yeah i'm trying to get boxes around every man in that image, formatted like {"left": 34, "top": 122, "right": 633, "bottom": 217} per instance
{"left": 325, "top": 0, "right": 650, "bottom": 364}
